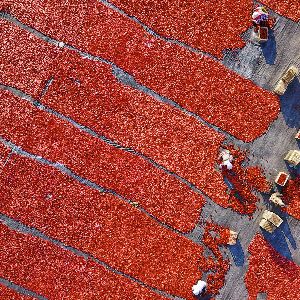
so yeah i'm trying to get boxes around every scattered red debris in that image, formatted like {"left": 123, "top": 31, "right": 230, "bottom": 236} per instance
{"left": 260, "top": 0, "right": 300, "bottom": 22}
{"left": 226, "top": 145, "right": 271, "bottom": 194}
{"left": 0, "top": 19, "right": 63, "bottom": 98}
{"left": 282, "top": 176, "right": 300, "bottom": 220}
{"left": 245, "top": 234, "right": 300, "bottom": 300}
{"left": 220, "top": 145, "right": 271, "bottom": 214}
{"left": 199, "top": 222, "right": 230, "bottom": 296}
{"left": 244, "top": 166, "right": 271, "bottom": 193}
{"left": 109, "top": 0, "right": 252, "bottom": 57}
{"left": 0, "top": 89, "right": 205, "bottom": 233}
{"left": 0, "top": 284, "right": 33, "bottom": 299}
{"left": 223, "top": 168, "right": 258, "bottom": 214}
{"left": 0, "top": 223, "right": 167, "bottom": 300}
{"left": 0, "top": 153, "right": 204, "bottom": 299}
{"left": 4, "top": 1, "right": 280, "bottom": 142}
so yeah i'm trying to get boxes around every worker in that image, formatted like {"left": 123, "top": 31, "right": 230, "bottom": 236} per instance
{"left": 219, "top": 149, "right": 233, "bottom": 170}
{"left": 252, "top": 6, "right": 276, "bottom": 32}
{"left": 192, "top": 280, "right": 207, "bottom": 297}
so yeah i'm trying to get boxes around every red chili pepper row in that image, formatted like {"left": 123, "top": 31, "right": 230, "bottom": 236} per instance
{"left": 39, "top": 51, "right": 230, "bottom": 208}
{"left": 0, "top": 89, "right": 204, "bottom": 232}
{"left": 0, "top": 153, "right": 204, "bottom": 299}
{"left": 1, "top": 19, "right": 234, "bottom": 221}
{"left": 260, "top": 0, "right": 300, "bottom": 22}
{"left": 245, "top": 234, "right": 300, "bottom": 300}
{"left": 0, "top": 19, "right": 63, "bottom": 98}
{"left": 0, "top": 223, "right": 167, "bottom": 300}
{"left": 108, "top": 0, "right": 252, "bottom": 58}
{"left": 3, "top": 0, "right": 280, "bottom": 142}
{"left": 0, "top": 284, "right": 33, "bottom": 300}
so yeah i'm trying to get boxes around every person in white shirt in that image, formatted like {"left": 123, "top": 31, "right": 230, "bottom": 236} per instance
{"left": 192, "top": 280, "right": 207, "bottom": 297}
{"left": 219, "top": 149, "right": 233, "bottom": 170}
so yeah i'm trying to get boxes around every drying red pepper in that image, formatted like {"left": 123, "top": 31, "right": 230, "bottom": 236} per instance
{"left": 3, "top": 0, "right": 280, "bottom": 142}
{"left": 0, "top": 224, "right": 167, "bottom": 300}
{"left": 199, "top": 222, "right": 230, "bottom": 295}
{"left": 245, "top": 234, "right": 300, "bottom": 300}
{"left": 0, "top": 89, "right": 204, "bottom": 233}
{"left": 260, "top": 0, "right": 300, "bottom": 22}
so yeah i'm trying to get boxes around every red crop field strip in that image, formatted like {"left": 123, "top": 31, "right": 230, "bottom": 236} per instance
{"left": 109, "top": 0, "right": 252, "bottom": 57}
{"left": 3, "top": 1, "right": 280, "bottom": 142}
{"left": 0, "top": 284, "right": 33, "bottom": 299}
{"left": 245, "top": 234, "right": 300, "bottom": 299}
{"left": 261, "top": 0, "right": 300, "bottom": 22}
{"left": 0, "top": 19, "right": 63, "bottom": 98}
{"left": 0, "top": 21, "right": 227, "bottom": 198}
{"left": 0, "top": 152, "right": 204, "bottom": 299}
{"left": 0, "top": 89, "right": 205, "bottom": 232}
{"left": 1, "top": 0, "right": 87, "bottom": 41}
{"left": 0, "top": 18, "right": 278, "bottom": 215}
{"left": 0, "top": 223, "right": 167, "bottom": 300}
{"left": 40, "top": 52, "right": 232, "bottom": 207}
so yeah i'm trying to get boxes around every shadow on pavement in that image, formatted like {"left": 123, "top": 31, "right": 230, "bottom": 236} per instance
{"left": 261, "top": 228, "right": 292, "bottom": 260}
{"left": 261, "top": 29, "right": 277, "bottom": 65}
{"left": 275, "top": 210, "right": 297, "bottom": 250}
{"left": 285, "top": 161, "right": 300, "bottom": 177}
{"left": 260, "top": 209, "right": 297, "bottom": 260}
{"left": 228, "top": 239, "right": 245, "bottom": 267}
